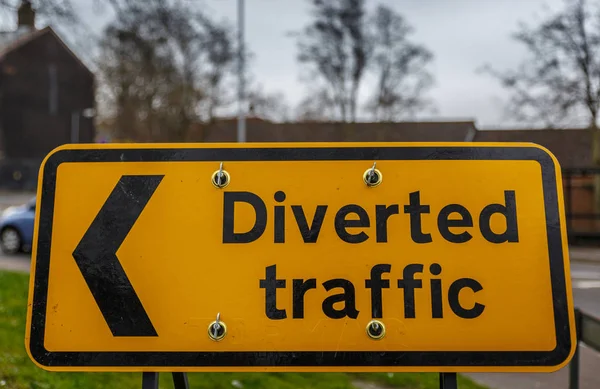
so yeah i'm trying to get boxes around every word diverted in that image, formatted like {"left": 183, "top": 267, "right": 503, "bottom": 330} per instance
{"left": 259, "top": 263, "right": 484, "bottom": 321}
{"left": 223, "top": 190, "right": 518, "bottom": 244}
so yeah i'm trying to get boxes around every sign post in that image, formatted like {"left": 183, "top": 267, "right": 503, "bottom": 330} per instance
{"left": 25, "top": 142, "right": 576, "bottom": 387}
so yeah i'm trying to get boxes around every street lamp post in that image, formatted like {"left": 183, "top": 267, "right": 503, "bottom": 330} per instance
{"left": 71, "top": 111, "right": 80, "bottom": 143}
{"left": 71, "top": 108, "right": 95, "bottom": 143}
{"left": 237, "top": 0, "right": 246, "bottom": 143}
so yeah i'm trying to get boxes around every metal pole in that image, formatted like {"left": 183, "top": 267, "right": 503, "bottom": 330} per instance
{"left": 439, "top": 373, "right": 458, "bottom": 389}
{"left": 237, "top": 0, "right": 246, "bottom": 142}
{"left": 172, "top": 372, "right": 189, "bottom": 389}
{"left": 142, "top": 372, "right": 159, "bottom": 389}
{"left": 569, "top": 308, "right": 582, "bottom": 389}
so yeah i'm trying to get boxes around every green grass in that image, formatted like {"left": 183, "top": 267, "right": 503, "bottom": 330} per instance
{"left": 0, "top": 271, "right": 486, "bottom": 389}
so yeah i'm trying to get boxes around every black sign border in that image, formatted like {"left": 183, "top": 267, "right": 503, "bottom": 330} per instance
{"left": 28, "top": 145, "right": 573, "bottom": 369}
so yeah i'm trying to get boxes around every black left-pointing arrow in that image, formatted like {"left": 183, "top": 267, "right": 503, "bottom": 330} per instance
{"left": 72, "top": 175, "right": 164, "bottom": 337}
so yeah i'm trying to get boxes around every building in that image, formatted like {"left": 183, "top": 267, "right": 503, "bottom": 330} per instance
{"left": 473, "top": 128, "right": 592, "bottom": 168}
{"left": 190, "top": 119, "right": 478, "bottom": 144}
{"left": 0, "top": 1, "right": 95, "bottom": 189}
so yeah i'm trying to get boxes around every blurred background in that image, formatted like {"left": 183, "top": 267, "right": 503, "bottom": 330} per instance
{"left": 0, "top": 1, "right": 599, "bottom": 389}
{"left": 0, "top": 0, "right": 597, "bottom": 191}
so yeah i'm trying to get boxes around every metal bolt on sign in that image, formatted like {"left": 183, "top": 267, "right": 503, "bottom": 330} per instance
{"left": 363, "top": 162, "right": 383, "bottom": 187}
{"left": 211, "top": 162, "right": 230, "bottom": 189}
{"left": 208, "top": 313, "right": 227, "bottom": 341}
{"left": 366, "top": 319, "right": 386, "bottom": 340}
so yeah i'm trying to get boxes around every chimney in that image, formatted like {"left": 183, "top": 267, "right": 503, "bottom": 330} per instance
{"left": 17, "top": 0, "right": 35, "bottom": 29}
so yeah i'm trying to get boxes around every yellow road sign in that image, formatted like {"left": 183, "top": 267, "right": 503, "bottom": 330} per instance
{"left": 25, "top": 142, "right": 575, "bottom": 373}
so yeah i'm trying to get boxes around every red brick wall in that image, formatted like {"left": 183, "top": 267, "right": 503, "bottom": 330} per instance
{"left": 563, "top": 176, "right": 600, "bottom": 234}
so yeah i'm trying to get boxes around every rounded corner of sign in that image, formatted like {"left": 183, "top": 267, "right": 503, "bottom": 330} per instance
{"left": 24, "top": 342, "right": 54, "bottom": 372}
{"left": 543, "top": 359, "right": 574, "bottom": 374}
{"left": 542, "top": 341, "right": 577, "bottom": 373}
{"left": 40, "top": 145, "right": 71, "bottom": 167}
{"left": 563, "top": 336, "right": 579, "bottom": 368}
{"left": 47, "top": 143, "right": 76, "bottom": 155}
{"left": 524, "top": 142, "right": 562, "bottom": 168}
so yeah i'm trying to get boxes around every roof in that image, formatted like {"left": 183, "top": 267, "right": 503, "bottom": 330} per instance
{"left": 0, "top": 25, "right": 36, "bottom": 52}
{"left": 473, "top": 128, "right": 592, "bottom": 168}
{"left": 0, "top": 25, "right": 92, "bottom": 75}
{"left": 102, "top": 118, "right": 595, "bottom": 168}
{"left": 0, "top": 25, "right": 46, "bottom": 57}
{"left": 198, "top": 120, "right": 477, "bottom": 143}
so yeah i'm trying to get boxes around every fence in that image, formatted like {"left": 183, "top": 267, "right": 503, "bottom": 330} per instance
{"left": 563, "top": 168, "right": 600, "bottom": 243}
{"left": 569, "top": 308, "right": 600, "bottom": 389}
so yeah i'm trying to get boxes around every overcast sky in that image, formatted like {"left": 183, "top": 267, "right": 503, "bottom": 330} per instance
{"left": 63, "top": 0, "right": 569, "bottom": 128}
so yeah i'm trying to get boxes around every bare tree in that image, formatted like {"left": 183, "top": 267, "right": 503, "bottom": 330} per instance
{"left": 366, "top": 5, "right": 434, "bottom": 122}
{"left": 482, "top": 0, "right": 600, "bottom": 208}
{"left": 201, "top": 19, "right": 235, "bottom": 122}
{"left": 97, "top": 0, "right": 236, "bottom": 141}
{"left": 294, "top": 1, "right": 435, "bottom": 123}
{"left": 483, "top": 0, "right": 600, "bottom": 129}
{"left": 294, "top": 0, "right": 370, "bottom": 122}
{"left": 99, "top": 0, "right": 234, "bottom": 141}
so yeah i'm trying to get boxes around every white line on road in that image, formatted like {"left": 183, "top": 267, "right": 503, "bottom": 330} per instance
{"left": 573, "top": 280, "right": 600, "bottom": 289}
{"left": 571, "top": 270, "right": 600, "bottom": 279}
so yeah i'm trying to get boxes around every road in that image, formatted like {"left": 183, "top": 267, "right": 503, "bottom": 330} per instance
{"left": 0, "top": 252, "right": 30, "bottom": 272}
{"left": 0, "top": 191, "right": 34, "bottom": 210}
{"left": 0, "top": 252, "right": 598, "bottom": 388}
